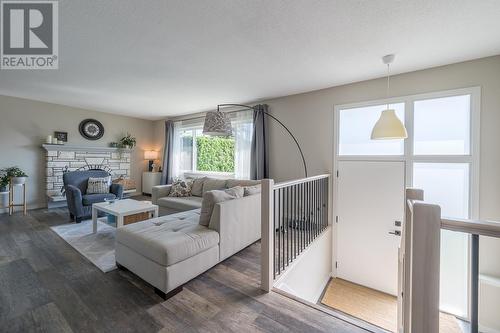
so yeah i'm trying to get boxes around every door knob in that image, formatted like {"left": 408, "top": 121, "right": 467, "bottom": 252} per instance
{"left": 389, "top": 230, "right": 401, "bottom": 236}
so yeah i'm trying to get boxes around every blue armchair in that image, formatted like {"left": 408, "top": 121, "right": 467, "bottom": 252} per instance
{"left": 63, "top": 170, "right": 123, "bottom": 223}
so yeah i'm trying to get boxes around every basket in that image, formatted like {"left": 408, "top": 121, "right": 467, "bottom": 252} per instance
{"left": 112, "top": 176, "right": 136, "bottom": 190}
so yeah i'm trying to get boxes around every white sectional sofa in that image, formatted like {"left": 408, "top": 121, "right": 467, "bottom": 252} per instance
{"left": 115, "top": 178, "right": 261, "bottom": 299}
{"left": 152, "top": 177, "right": 260, "bottom": 216}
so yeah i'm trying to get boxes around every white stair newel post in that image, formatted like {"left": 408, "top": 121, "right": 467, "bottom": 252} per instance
{"left": 261, "top": 178, "right": 274, "bottom": 292}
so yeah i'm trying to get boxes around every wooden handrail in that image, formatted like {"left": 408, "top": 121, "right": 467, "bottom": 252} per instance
{"left": 439, "top": 216, "right": 500, "bottom": 333}
{"left": 406, "top": 200, "right": 500, "bottom": 238}
{"left": 273, "top": 174, "right": 330, "bottom": 190}
{"left": 441, "top": 217, "right": 500, "bottom": 238}
{"left": 405, "top": 193, "right": 500, "bottom": 333}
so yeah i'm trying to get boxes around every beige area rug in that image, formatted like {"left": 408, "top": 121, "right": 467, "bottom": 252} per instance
{"left": 51, "top": 220, "right": 117, "bottom": 273}
{"left": 321, "top": 278, "right": 463, "bottom": 333}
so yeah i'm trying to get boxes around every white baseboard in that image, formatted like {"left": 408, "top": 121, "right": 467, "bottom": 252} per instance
{"left": 480, "top": 325, "right": 500, "bottom": 333}
{"left": 312, "top": 272, "right": 332, "bottom": 303}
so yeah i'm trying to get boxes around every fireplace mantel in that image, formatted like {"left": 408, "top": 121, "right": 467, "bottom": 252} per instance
{"left": 42, "top": 144, "right": 132, "bottom": 153}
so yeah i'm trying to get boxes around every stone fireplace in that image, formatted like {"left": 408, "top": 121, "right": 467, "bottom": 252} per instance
{"left": 42, "top": 144, "right": 132, "bottom": 207}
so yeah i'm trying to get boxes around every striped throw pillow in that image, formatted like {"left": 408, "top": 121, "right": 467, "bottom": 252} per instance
{"left": 87, "top": 176, "right": 111, "bottom": 194}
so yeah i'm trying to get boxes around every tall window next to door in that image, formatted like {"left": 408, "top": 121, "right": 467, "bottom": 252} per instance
{"left": 411, "top": 93, "right": 477, "bottom": 318}
{"left": 335, "top": 87, "right": 480, "bottom": 320}
{"left": 171, "top": 110, "right": 253, "bottom": 179}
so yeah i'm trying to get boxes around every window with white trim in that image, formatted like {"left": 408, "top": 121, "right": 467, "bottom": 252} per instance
{"left": 171, "top": 110, "right": 253, "bottom": 179}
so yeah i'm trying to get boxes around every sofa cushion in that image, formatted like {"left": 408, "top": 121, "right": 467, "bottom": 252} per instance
{"left": 157, "top": 196, "right": 203, "bottom": 211}
{"left": 226, "top": 179, "right": 260, "bottom": 188}
{"left": 202, "top": 178, "right": 227, "bottom": 194}
{"left": 199, "top": 186, "right": 244, "bottom": 226}
{"left": 116, "top": 210, "right": 219, "bottom": 266}
{"left": 190, "top": 177, "right": 206, "bottom": 197}
{"left": 244, "top": 184, "right": 261, "bottom": 196}
{"left": 82, "top": 193, "right": 116, "bottom": 206}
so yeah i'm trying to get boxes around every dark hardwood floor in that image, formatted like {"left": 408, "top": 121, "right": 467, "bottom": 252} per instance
{"left": 0, "top": 206, "right": 368, "bottom": 333}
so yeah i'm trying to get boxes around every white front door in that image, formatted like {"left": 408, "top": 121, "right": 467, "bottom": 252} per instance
{"left": 336, "top": 161, "right": 405, "bottom": 295}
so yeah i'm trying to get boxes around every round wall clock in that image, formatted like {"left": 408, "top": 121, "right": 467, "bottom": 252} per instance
{"left": 79, "top": 119, "right": 104, "bottom": 140}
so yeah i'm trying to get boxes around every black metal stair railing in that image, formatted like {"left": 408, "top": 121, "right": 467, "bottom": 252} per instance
{"left": 272, "top": 175, "right": 329, "bottom": 278}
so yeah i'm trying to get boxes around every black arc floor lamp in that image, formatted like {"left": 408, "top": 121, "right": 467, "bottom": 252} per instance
{"left": 202, "top": 103, "right": 308, "bottom": 178}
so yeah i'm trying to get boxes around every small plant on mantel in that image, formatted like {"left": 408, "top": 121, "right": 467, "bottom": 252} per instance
{"left": 1, "top": 166, "right": 28, "bottom": 185}
{"left": 119, "top": 133, "right": 137, "bottom": 149}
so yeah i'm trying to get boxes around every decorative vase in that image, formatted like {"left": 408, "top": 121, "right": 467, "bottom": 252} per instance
{"left": 11, "top": 177, "right": 27, "bottom": 185}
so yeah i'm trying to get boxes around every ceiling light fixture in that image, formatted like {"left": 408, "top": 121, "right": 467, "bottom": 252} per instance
{"left": 371, "top": 54, "right": 408, "bottom": 140}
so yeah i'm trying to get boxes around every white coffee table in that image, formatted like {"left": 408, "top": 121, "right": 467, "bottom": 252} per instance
{"left": 92, "top": 199, "right": 159, "bottom": 233}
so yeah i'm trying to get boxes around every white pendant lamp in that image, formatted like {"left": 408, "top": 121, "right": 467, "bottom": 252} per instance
{"left": 371, "top": 54, "right": 408, "bottom": 140}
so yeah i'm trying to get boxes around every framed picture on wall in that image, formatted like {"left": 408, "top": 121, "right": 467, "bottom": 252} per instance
{"left": 54, "top": 131, "right": 68, "bottom": 142}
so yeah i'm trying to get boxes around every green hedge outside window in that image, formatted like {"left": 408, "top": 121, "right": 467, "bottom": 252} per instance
{"left": 196, "top": 136, "right": 235, "bottom": 172}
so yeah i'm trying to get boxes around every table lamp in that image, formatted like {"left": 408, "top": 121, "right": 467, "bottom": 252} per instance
{"left": 144, "top": 150, "right": 158, "bottom": 172}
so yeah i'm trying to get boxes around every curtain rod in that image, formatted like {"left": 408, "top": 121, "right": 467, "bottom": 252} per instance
{"left": 168, "top": 106, "right": 256, "bottom": 123}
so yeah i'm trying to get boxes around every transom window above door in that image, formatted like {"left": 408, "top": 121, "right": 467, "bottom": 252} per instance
{"left": 338, "top": 103, "right": 405, "bottom": 156}
{"left": 413, "top": 94, "right": 471, "bottom": 155}
{"left": 337, "top": 88, "right": 477, "bottom": 159}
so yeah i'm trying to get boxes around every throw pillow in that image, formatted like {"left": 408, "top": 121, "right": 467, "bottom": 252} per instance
{"left": 244, "top": 184, "right": 261, "bottom": 196}
{"left": 190, "top": 177, "right": 206, "bottom": 197}
{"left": 87, "top": 176, "right": 111, "bottom": 194}
{"left": 202, "top": 178, "right": 227, "bottom": 194}
{"left": 226, "top": 179, "right": 260, "bottom": 188}
{"left": 199, "top": 186, "right": 244, "bottom": 226}
{"left": 168, "top": 179, "right": 193, "bottom": 197}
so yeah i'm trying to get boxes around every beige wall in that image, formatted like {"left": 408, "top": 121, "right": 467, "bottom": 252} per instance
{"left": 0, "top": 95, "right": 156, "bottom": 211}
{"left": 262, "top": 55, "right": 500, "bottom": 279}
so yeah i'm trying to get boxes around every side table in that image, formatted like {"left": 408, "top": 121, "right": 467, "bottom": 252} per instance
{"left": 9, "top": 182, "right": 27, "bottom": 216}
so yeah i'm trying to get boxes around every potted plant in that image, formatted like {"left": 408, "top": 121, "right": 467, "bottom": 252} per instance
{"left": 0, "top": 174, "right": 8, "bottom": 208}
{"left": 0, "top": 174, "right": 9, "bottom": 193}
{"left": 2, "top": 166, "right": 28, "bottom": 185}
{"left": 119, "top": 133, "right": 136, "bottom": 149}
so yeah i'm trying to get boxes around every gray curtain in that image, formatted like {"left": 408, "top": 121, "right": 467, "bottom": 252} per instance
{"left": 250, "top": 104, "right": 269, "bottom": 180}
{"left": 161, "top": 120, "right": 174, "bottom": 184}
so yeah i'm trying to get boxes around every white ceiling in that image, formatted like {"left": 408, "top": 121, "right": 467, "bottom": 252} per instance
{"left": 1, "top": 0, "right": 500, "bottom": 120}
